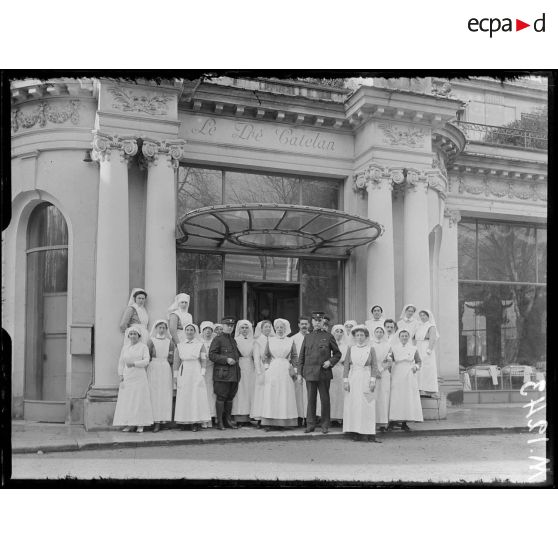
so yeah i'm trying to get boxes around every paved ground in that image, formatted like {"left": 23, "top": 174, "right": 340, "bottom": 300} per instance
{"left": 11, "top": 403, "right": 533, "bottom": 454}
{"left": 10, "top": 432, "right": 549, "bottom": 484}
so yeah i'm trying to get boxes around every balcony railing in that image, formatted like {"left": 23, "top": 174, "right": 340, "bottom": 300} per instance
{"left": 455, "top": 121, "right": 547, "bottom": 150}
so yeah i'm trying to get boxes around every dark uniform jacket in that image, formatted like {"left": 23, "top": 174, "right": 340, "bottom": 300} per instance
{"left": 298, "top": 329, "right": 342, "bottom": 381}
{"left": 209, "top": 334, "right": 241, "bottom": 382}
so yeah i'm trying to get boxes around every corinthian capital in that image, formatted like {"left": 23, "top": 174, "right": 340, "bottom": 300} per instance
{"left": 91, "top": 132, "right": 138, "bottom": 163}
{"left": 141, "top": 138, "right": 186, "bottom": 168}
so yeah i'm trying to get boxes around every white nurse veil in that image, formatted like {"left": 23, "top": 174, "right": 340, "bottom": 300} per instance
{"left": 235, "top": 319, "right": 254, "bottom": 339}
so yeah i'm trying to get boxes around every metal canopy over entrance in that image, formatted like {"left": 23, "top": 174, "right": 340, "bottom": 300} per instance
{"left": 177, "top": 204, "right": 383, "bottom": 256}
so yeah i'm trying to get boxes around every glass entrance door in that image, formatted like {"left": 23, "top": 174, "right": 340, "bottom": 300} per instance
{"left": 225, "top": 281, "right": 300, "bottom": 333}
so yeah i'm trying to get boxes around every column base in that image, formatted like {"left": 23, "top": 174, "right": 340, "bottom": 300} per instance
{"left": 84, "top": 386, "right": 118, "bottom": 431}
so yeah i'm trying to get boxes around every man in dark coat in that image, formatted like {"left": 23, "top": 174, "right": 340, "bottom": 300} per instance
{"left": 209, "top": 316, "right": 241, "bottom": 430}
{"left": 298, "top": 311, "right": 342, "bottom": 434}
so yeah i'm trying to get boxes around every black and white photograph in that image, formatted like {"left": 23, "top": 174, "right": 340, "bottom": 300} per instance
{"left": 2, "top": 71, "right": 551, "bottom": 486}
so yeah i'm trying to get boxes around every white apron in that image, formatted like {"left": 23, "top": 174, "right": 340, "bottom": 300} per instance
{"left": 343, "top": 345, "right": 376, "bottom": 435}
{"left": 251, "top": 336, "right": 268, "bottom": 420}
{"left": 174, "top": 341, "right": 210, "bottom": 424}
{"left": 317, "top": 342, "right": 347, "bottom": 420}
{"left": 372, "top": 340, "right": 391, "bottom": 425}
{"left": 415, "top": 323, "right": 439, "bottom": 393}
{"left": 147, "top": 337, "right": 173, "bottom": 422}
{"left": 292, "top": 332, "right": 308, "bottom": 418}
{"left": 389, "top": 343, "right": 423, "bottom": 422}
{"left": 202, "top": 339, "right": 216, "bottom": 417}
{"left": 261, "top": 337, "right": 298, "bottom": 426}
{"left": 113, "top": 342, "right": 154, "bottom": 427}
{"left": 232, "top": 337, "right": 256, "bottom": 420}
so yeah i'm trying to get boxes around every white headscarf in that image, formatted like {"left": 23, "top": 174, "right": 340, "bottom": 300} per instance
{"left": 273, "top": 318, "right": 291, "bottom": 337}
{"left": 200, "top": 321, "right": 215, "bottom": 337}
{"left": 150, "top": 319, "right": 170, "bottom": 339}
{"left": 235, "top": 319, "right": 254, "bottom": 339}
{"left": 123, "top": 324, "right": 145, "bottom": 347}
{"left": 127, "top": 288, "right": 148, "bottom": 326}
{"left": 183, "top": 322, "right": 200, "bottom": 340}
{"left": 371, "top": 324, "right": 387, "bottom": 343}
{"left": 417, "top": 308, "right": 440, "bottom": 340}
{"left": 331, "top": 324, "right": 346, "bottom": 342}
{"left": 168, "top": 293, "right": 193, "bottom": 326}
{"left": 254, "top": 320, "right": 275, "bottom": 339}
{"left": 399, "top": 303, "right": 418, "bottom": 321}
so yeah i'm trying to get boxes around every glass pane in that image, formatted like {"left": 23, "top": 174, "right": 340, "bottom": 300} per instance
{"left": 28, "top": 203, "right": 68, "bottom": 249}
{"left": 177, "top": 167, "right": 222, "bottom": 215}
{"left": 458, "top": 221, "right": 477, "bottom": 280}
{"left": 225, "top": 254, "right": 299, "bottom": 282}
{"left": 537, "top": 228, "right": 547, "bottom": 283}
{"left": 176, "top": 252, "right": 223, "bottom": 323}
{"left": 299, "top": 177, "right": 340, "bottom": 209}
{"left": 478, "top": 222, "right": 536, "bottom": 282}
{"left": 459, "top": 283, "right": 546, "bottom": 374}
{"left": 225, "top": 172, "right": 300, "bottom": 205}
{"left": 300, "top": 260, "right": 341, "bottom": 325}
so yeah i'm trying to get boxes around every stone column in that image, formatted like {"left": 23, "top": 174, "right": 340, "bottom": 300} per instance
{"left": 402, "top": 170, "right": 431, "bottom": 309}
{"left": 360, "top": 165, "right": 396, "bottom": 318}
{"left": 437, "top": 208, "right": 461, "bottom": 389}
{"left": 90, "top": 133, "right": 137, "bottom": 390}
{"left": 143, "top": 139, "right": 185, "bottom": 323}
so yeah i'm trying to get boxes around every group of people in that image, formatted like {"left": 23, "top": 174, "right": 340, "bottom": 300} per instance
{"left": 113, "top": 289, "right": 440, "bottom": 443}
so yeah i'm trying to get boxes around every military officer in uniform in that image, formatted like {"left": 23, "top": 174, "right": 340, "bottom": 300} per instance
{"left": 298, "top": 311, "right": 342, "bottom": 434}
{"left": 209, "top": 316, "right": 241, "bottom": 430}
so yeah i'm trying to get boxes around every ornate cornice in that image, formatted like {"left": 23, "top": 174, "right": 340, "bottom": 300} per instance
{"left": 141, "top": 138, "right": 186, "bottom": 168}
{"left": 108, "top": 86, "right": 172, "bottom": 116}
{"left": 91, "top": 132, "right": 138, "bottom": 164}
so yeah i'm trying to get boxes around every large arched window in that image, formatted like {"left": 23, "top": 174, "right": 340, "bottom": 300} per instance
{"left": 24, "top": 202, "right": 68, "bottom": 421}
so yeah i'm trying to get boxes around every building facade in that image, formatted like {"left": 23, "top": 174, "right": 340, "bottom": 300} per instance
{"left": 4, "top": 76, "right": 547, "bottom": 428}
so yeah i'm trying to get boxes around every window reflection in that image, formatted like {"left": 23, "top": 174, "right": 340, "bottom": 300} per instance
{"left": 225, "top": 254, "right": 299, "bottom": 282}
{"left": 300, "top": 260, "right": 340, "bottom": 324}
{"left": 458, "top": 218, "right": 546, "bottom": 377}
{"left": 177, "top": 167, "right": 222, "bottom": 214}
{"left": 176, "top": 252, "right": 223, "bottom": 323}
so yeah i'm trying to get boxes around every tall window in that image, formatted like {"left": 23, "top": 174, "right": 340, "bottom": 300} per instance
{"left": 458, "top": 219, "right": 546, "bottom": 372}
{"left": 25, "top": 203, "right": 68, "bottom": 402}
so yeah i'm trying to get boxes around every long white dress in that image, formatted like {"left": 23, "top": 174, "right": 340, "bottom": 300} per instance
{"left": 251, "top": 336, "right": 268, "bottom": 420}
{"left": 372, "top": 340, "right": 391, "bottom": 426}
{"left": 147, "top": 337, "right": 173, "bottom": 422}
{"left": 291, "top": 331, "right": 308, "bottom": 418}
{"left": 174, "top": 340, "right": 210, "bottom": 424}
{"left": 414, "top": 323, "right": 439, "bottom": 393}
{"left": 342, "top": 345, "right": 376, "bottom": 435}
{"left": 202, "top": 338, "right": 216, "bottom": 418}
{"left": 232, "top": 336, "right": 256, "bottom": 421}
{"left": 317, "top": 342, "right": 347, "bottom": 421}
{"left": 113, "top": 342, "right": 154, "bottom": 427}
{"left": 389, "top": 343, "right": 423, "bottom": 422}
{"left": 261, "top": 336, "right": 298, "bottom": 427}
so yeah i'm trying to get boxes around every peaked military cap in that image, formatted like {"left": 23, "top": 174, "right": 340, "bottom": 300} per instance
{"left": 311, "top": 311, "right": 325, "bottom": 319}
{"left": 221, "top": 316, "right": 236, "bottom": 325}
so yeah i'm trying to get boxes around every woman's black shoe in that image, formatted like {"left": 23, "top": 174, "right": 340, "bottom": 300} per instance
{"left": 401, "top": 422, "right": 410, "bottom": 431}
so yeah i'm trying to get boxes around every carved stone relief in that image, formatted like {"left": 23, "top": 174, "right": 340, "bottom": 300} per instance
{"left": 451, "top": 174, "right": 545, "bottom": 202}
{"left": 108, "top": 86, "right": 171, "bottom": 116}
{"left": 11, "top": 100, "right": 80, "bottom": 133}
{"left": 378, "top": 122, "right": 426, "bottom": 148}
